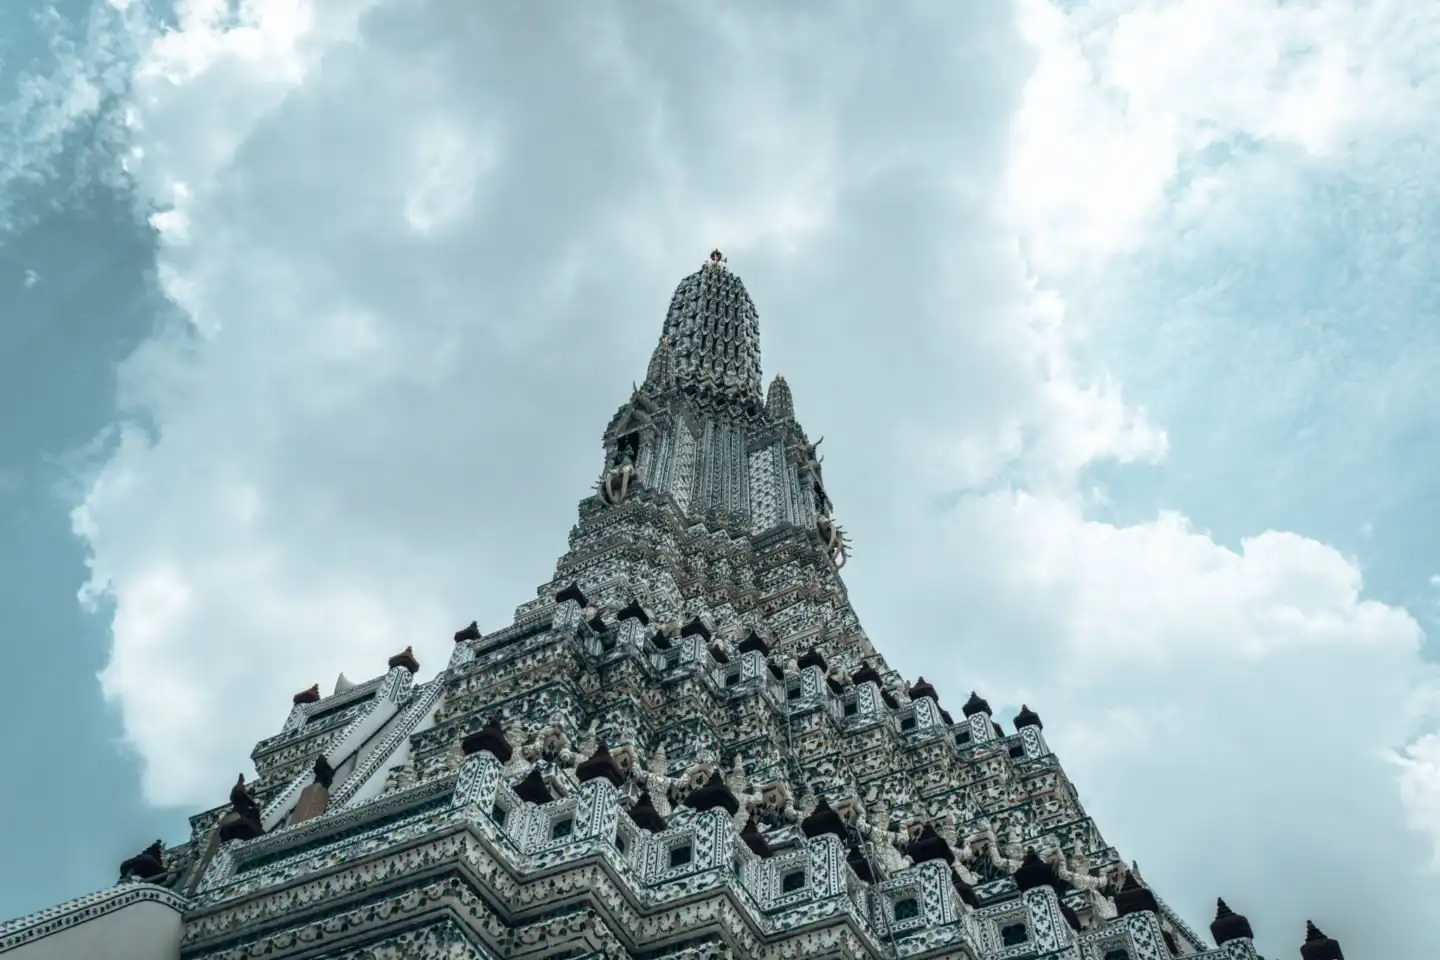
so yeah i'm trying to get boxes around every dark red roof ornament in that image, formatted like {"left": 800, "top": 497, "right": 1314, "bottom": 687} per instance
{"left": 1210, "top": 899, "right": 1253, "bottom": 945}
{"left": 576, "top": 741, "right": 625, "bottom": 787}
{"left": 1300, "top": 921, "right": 1344, "bottom": 960}
{"left": 218, "top": 774, "right": 264, "bottom": 842}
{"left": 462, "top": 715, "right": 514, "bottom": 762}
{"left": 118, "top": 840, "right": 166, "bottom": 883}
{"left": 387, "top": 645, "right": 420, "bottom": 674}
{"left": 962, "top": 691, "right": 992, "bottom": 717}
{"left": 740, "top": 814, "right": 772, "bottom": 858}
{"left": 292, "top": 683, "right": 321, "bottom": 705}
{"left": 629, "top": 789, "right": 667, "bottom": 833}
{"left": 1114, "top": 870, "right": 1161, "bottom": 917}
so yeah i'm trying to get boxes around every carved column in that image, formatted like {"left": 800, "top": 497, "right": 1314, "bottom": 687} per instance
{"left": 806, "top": 832, "right": 846, "bottom": 899}
{"left": 452, "top": 752, "right": 504, "bottom": 818}
{"left": 574, "top": 777, "right": 621, "bottom": 843}
{"left": 1022, "top": 885, "right": 1076, "bottom": 954}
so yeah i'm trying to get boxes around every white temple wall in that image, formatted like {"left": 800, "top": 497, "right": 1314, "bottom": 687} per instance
{"left": 343, "top": 694, "right": 442, "bottom": 808}
{"left": 1, "top": 890, "right": 182, "bottom": 960}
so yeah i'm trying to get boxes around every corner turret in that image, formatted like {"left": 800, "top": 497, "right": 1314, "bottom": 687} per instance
{"left": 765, "top": 374, "right": 794, "bottom": 420}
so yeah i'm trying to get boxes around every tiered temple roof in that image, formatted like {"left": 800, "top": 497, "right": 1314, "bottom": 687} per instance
{"left": 0, "top": 254, "right": 1344, "bottom": 959}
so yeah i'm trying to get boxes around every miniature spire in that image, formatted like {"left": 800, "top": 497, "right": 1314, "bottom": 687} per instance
{"left": 741, "top": 814, "right": 772, "bottom": 858}
{"left": 555, "top": 582, "right": 589, "bottom": 607}
{"left": 1300, "top": 921, "right": 1344, "bottom": 960}
{"left": 907, "top": 823, "right": 955, "bottom": 865}
{"left": 908, "top": 677, "right": 938, "bottom": 702}
{"left": 1114, "top": 871, "right": 1161, "bottom": 917}
{"left": 852, "top": 662, "right": 882, "bottom": 687}
{"left": 800, "top": 797, "right": 846, "bottom": 839}
{"left": 117, "top": 840, "right": 166, "bottom": 883}
{"left": 680, "top": 617, "right": 713, "bottom": 640}
{"left": 765, "top": 374, "right": 794, "bottom": 420}
{"left": 796, "top": 647, "right": 827, "bottom": 672}
{"left": 461, "top": 714, "right": 513, "bottom": 762}
{"left": 683, "top": 770, "right": 740, "bottom": 816}
{"left": 737, "top": 629, "right": 769, "bottom": 655}
{"left": 576, "top": 741, "right": 624, "bottom": 787}
{"left": 1210, "top": 898, "right": 1254, "bottom": 945}
{"left": 629, "top": 789, "right": 667, "bottom": 833}
{"left": 1013, "top": 704, "right": 1042, "bottom": 730}
{"left": 617, "top": 598, "right": 651, "bottom": 625}
{"left": 961, "top": 691, "right": 992, "bottom": 717}
{"left": 642, "top": 334, "right": 674, "bottom": 392}
{"left": 514, "top": 768, "right": 553, "bottom": 805}
{"left": 387, "top": 645, "right": 420, "bottom": 674}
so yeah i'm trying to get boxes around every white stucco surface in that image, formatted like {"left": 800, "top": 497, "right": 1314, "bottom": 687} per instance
{"left": 1, "top": 886, "right": 183, "bottom": 960}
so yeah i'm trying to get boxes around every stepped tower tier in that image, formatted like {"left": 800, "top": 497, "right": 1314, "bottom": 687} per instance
{"left": 1, "top": 253, "right": 1351, "bottom": 960}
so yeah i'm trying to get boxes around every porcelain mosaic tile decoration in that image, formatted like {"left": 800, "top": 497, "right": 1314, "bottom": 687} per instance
{"left": 0, "top": 252, "right": 1348, "bottom": 960}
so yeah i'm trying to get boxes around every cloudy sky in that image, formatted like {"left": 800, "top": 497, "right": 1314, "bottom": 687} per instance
{"left": 2, "top": 0, "right": 1438, "bottom": 955}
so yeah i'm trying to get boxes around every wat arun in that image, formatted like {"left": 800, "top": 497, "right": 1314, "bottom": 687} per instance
{"left": 0, "top": 253, "right": 1345, "bottom": 959}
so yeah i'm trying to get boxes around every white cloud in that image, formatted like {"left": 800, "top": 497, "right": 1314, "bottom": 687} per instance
{"left": 1007, "top": 0, "right": 1440, "bottom": 276}
{"left": 1397, "top": 734, "right": 1440, "bottom": 867}
{"left": 51, "top": 0, "right": 1440, "bottom": 957}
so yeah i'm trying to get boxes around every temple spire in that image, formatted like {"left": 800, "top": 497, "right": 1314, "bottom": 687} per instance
{"left": 642, "top": 334, "right": 674, "bottom": 393}
{"left": 660, "top": 250, "right": 763, "bottom": 405}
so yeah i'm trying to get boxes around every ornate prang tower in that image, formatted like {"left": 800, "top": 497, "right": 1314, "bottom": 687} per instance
{"left": 2, "top": 252, "right": 1342, "bottom": 959}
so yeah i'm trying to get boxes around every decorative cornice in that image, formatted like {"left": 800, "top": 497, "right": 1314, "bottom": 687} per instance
{"left": 0, "top": 883, "right": 188, "bottom": 953}
{"left": 215, "top": 773, "right": 460, "bottom": 885}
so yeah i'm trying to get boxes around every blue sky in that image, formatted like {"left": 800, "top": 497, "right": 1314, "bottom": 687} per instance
{"left": 0, "top": 0, "right": 175, "bottom": 912}
{"left": 2, "top": 1, "right": 1439, "bottom": 957}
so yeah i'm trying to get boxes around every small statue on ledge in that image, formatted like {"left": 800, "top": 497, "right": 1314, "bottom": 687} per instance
{"left": 599, "top": 449, "right": 638, "bottom": 506}
{"left": 816, "top": 513, "right": 851, "bottom": 568}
